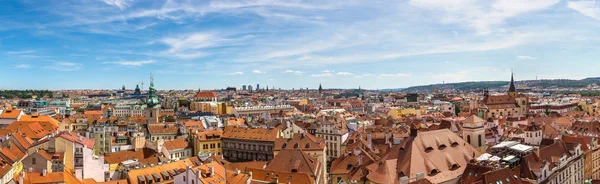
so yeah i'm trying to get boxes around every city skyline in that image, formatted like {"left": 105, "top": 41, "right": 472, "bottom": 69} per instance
{"left": 3, "top": 0, "right": 600, "bottom": 89}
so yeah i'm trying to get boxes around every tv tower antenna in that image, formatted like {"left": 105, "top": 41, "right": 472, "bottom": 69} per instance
{"left": 140, "top": 81, "right": 145, "bottom": 91}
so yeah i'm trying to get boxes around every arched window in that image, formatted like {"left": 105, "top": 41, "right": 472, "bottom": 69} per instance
{"left": 478, "top": 135, "right": 482, "bottom": 147}
{"left": 467, "top": 135, "right": 471, "bottom": 144}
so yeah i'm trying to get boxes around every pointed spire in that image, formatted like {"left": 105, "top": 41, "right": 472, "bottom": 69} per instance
{"left": 509, "top": 70, "right": 516, "bottom": 93}
{"left": 318, "top": 83, "right": 322, "bottom": 93}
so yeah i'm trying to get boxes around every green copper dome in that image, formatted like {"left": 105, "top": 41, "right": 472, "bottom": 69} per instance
{"left": 146, "top": 75, "right": 159, "bottom": 108}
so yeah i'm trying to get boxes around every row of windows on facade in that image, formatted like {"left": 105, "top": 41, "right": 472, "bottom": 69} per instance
{"left": 225, "top": 151, "right": 272, "bottom": 161}
{"left": 201, "top": 143, "right": 221, "bottom": 149}
{"left": 171, "top": 151, "right": 190, "bottom": 159}
{"left": 224, "top": 142, "right": 273, "bottom": 152}
{"left": 151, "top": 136, "right": 175, "bottom": 141}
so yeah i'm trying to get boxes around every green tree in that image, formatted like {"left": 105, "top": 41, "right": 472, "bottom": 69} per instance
{"left": 454, "top": 103, "right": 461, "bottom": 115}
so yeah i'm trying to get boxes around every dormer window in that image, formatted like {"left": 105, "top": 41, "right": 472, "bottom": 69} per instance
{"left": 439, "top": 144, "right": 447, "bottom": 150}
{"left": 450, "top": 164, "right": 460, "bottom": 170}
{"left": 429, "top": 169, "right": 440, "bottom": 176}
{"left": 425, "top": 146, "right": 434, "bottom": 152}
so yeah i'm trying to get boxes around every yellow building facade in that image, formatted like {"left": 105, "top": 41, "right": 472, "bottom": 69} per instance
{"left": 190, "top": 102, "right": 229, "bottom": 115}
{"left": 192, "top": 130, "right": 223, "bottom": 156}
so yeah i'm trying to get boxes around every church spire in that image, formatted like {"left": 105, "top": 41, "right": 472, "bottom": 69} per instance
{"left": 508, "top": 71, "right": 516, "bottom": 93}
{"left": 318, "top": 83, "right": 322, "bottom": 93}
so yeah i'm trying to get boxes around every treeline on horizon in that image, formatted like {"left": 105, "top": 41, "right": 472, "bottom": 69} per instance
{"left": 0, "top": 90, "right": 53, "bottom": 99}
{"left": 403, "top": 78, "right": 600, "bottom": 92}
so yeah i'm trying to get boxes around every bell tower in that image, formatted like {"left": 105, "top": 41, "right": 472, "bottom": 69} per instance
{"left": 144, "top": 74, "right": 160, "bottom": 123}
{"left": 462, "top": 115, "right": 487, "bottom": 153}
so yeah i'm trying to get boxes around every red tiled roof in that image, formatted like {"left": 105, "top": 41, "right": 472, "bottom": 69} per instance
{"left": 163, "top": 138, "right": 190, "bottom": 151}
{"left": 0, "top": 107, "right": 21, "bottom": 119}
{"left": 194, "top": 91, "right": 217, "bottom": 99}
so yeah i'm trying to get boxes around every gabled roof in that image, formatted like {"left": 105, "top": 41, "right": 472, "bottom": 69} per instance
{"left": 56, "top": 132, "right": 95, "bottom": 148}
{"left": 194, "top": 91, "right": 217, "bottom": 99}
{"left": 274, "top": 133, "right": 325, "bottom": 151}
{"left": 463, "top": 115, "right": 485, "bottom": 128}
{"left": 367, "top": 129, "right": 481, "bottom": 184}
{"left": 265, "top": 149, "right": 319, "bottom": 177}
{"left": 0, "top": 107, "right": 22, "bottom": 119}
{"left": 163, "top": 138, "right": 190, "bottom": 151}
{"left": 222, "top": 126, "right": 279, "bottom": 141}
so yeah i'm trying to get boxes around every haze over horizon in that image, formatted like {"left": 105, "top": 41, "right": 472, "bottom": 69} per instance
{"left": 2, "top": 0, "right": 600, "bottom": 90}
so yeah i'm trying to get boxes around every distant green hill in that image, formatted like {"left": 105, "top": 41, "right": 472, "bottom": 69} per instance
{"left": 402, "top": 77, "right": 600, "bottom": 92}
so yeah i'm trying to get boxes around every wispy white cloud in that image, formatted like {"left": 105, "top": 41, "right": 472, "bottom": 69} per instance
{"left": 103, "top": 60, "right": 156, "bottom": 66}
{"left": 336, "top": 72, "right": 353, "bottom": 76}
{"left": 284, "top": 70, "right": 303, "bottom": 75}
{"left": 5, "top": 50, "right": 35, "bottom": 55}
{"left": 252, "top": 70, "right": 263, "bottom": 74}
{"left": 229, "top": 71, "right": 244, "bottom": 75}
{"left": 311, "top": 73, "right": 333, "bottom": 77}
{"left": 409, "top": 0, "right": 560, "bottom": 34}
{"left": 44, "top": 62, "right": 83, "bottom": 71}
{"left": 103, "top": 0, "right": 133, "bottom": 10}
{"left": 517, "top": 55, "right": 537, "bottom": 60}
{"left": 567, "top": 0, "right": 600, "bottom": 20}
{"left": 13, "top": 64, "right": 31, "bottom": 69}
{"left": 321, "top": 70, "right": 334, "bottom": 73}
{"left": 379, "top": 73, "right": 412, "bottom": 78}
{"left": 159, "top": 32, "right": 251, "bottom": 60}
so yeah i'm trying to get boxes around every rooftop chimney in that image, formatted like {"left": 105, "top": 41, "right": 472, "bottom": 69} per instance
{"left": 209, "top": 166, "right": 214, "bottom": 177}
{"left": 416, "top": 172, "right": 425, "bottom": 180}
{"left": 399, "top": 176, "right": 409, "bottom": 184}
{"left": 366, "top": 132, "right": 372, "bottom": 149}
{"left": 42, "top": 169, "right": 47, "bottom": 176}
{"left": 19, "top": 171, "right": 24, "bottom": 184}
{"left": 410, "top": 124, "right": 418, "bottom": 137}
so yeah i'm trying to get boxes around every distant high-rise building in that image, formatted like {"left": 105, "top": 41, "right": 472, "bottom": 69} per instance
{"left": 248, "top": 85, "right": 253, "bottom": 92}
{"left": 257, "top": 84, "right": 260, "bottom": 91}
{"left": 242, "top": 85, "right": 247, "bottom": 91}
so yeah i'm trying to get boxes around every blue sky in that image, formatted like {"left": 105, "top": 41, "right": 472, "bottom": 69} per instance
{"left": 2, "top": 0, "right": 600, "bottom": 90}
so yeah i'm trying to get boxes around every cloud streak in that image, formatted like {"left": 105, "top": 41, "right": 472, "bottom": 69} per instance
{"left": 517, "top": 55, "right": 537, "bottom": 60}
{"left": 44, "top": 62, "right": 83, "bottom": 71}
{"left": 103, "top": 60, "right": 156, "bottom": 66}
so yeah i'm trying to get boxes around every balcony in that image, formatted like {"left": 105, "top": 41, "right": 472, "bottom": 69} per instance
{"left": 75, "top": 151, "right": 83, "bottom": 157}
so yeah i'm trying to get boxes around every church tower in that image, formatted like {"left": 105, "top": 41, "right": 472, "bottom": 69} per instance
{"left": 462, "top": 115, "right": 487, "bottom": 153}
{"left": 508, "top": 72, "right": 518, "bottom": 97}
{"left": 318, "top": 84, "right": 322, "bottom": 94}
{"left": 144, "top": 75, "right": 160, "bottom": 123}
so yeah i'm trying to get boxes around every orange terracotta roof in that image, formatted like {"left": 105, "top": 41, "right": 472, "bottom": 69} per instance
{"left": 163, "top": 138, "right": 190, "bottom": 151}
{"left": 104, "top": 148, "right": 163, "bottom": 165}
{"left": 21, "top": 171, "right": 82, "bottom": 184}
{"left": 56, "top": 132, "right": 95, "bottom": 148}
{"left": 147, "top": 124, "right": 179, "bottom": 135}
{"left": 367, "top": 129, "right": 481, "bottom": 184}
{"left": 7, "top": 121, "right": 54, "bottom": 139}
{"left": 195, "top": 129, "right": 222, "bottom": 141}
{"left": 247, "top": 167, "right": 314, "bottom": 184}
{"left": 0, "top": 107, "right": 22, "bottom": 119}
{"left": 222, "top": 126, "right": 279, "bottom": 141}
{"left": 194, "top": 91, "right": 217, "bottom": 99}
{"left": 274, "top": 133, "right": 325, "bottom": 151}
{"left": 127, "top": 158, "right": 193, "bottom": 184}
{"left": 265, "top": 149, "right": 319, "bottom": 177}
{"left": 84, "top": 110, "right": 102, "bottom": 115}
{"left": 81, "top": 179, "right": 128, "bottom": 184}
